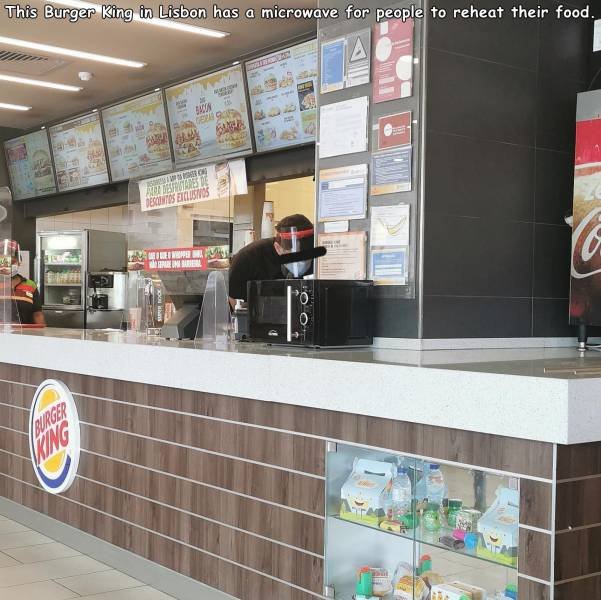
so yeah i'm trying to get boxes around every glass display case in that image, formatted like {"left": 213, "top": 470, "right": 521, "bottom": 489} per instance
{"left": 325, "top": 444, "right": 518, "bottom": 600}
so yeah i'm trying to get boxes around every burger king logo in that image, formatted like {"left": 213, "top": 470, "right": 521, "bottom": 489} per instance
{"left": 28, "top": 380, "right": 80, "bottom": 494}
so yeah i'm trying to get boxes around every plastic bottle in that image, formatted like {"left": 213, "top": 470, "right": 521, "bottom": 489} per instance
{"left": 426, "top": 463, "right": 445, "bottom": 506}
{"left": 388, "top": 466, "right": 412, "bottom": 522}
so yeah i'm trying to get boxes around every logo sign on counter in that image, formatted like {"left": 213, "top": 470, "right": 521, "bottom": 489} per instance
{"left": 29, "top": 380, "right": 80, "bottom": 494}
{"left": 138, "top": 159, "right": 247, "bottom": 213}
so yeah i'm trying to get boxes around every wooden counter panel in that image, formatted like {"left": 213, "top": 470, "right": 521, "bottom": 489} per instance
{"left": 518, "top": 578, "right": 550, "bottom": 600}
{"left": 0, "top": 370, "right": 553, "bottom": 480}
{"left": 0, "top": 474, "right": 319, "bottom": 600}
{"left": 518, "top": 528, "right": 551, "bottom": 581}
{"left": 555, "top": 527, "right": 601, "bottom": 581}
{"left": 72, "top": 393, "right": 325, "bottom": 477}
{"left": 520, "top": 479, "right": 553, "bottom": 530}
{"left": 78, "top": 452, "right": 324, "bottom": 555}
{"left": 557, "top": 441, "right": 601, "bottom": 479}
{"left": 555, "top": 575, "right": 601, "bottom": 599}
{"left": 556, "top": 478, "right": 601, "bottom": 530}
{"left": 81, "top": 425, "right": 325, "bottom": 516}
{"left": 0, "top": 453, "right": 323, "bottom": 594}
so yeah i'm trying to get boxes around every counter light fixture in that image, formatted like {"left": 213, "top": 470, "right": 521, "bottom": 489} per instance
{"left": 0, "top": 73, "right": 82, "bottom": 92}
{"left": 0, "top": 36, "right": 147, "bottom": 69}
{"left": 47, "top": 0, "right": 229, "bottom": 38}
{"left": 0, "top": 102, "right": 32, "bottom": 111}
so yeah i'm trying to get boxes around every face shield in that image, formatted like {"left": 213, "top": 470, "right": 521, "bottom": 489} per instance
{"left": 0, "top": 240, "right": 20, "bottom": 277}
{"left": 277, "top": 225, "right": 314, "bottom": 278}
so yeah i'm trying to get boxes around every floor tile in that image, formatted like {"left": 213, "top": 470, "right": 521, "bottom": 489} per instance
{"left": 0, "top": 580, "right": 79, "bottom": 600}
{"left": 0, "top": 531, "right": 54, "bottom": 550}
{"left": 0, "top": 555, "right": 110, "bottom": 588}
{"left": 0, "top": 552, "right": 20, "bottom": 568}
{"left": 77, "top": 586, "right": 175, "bottom": 600}
{"left": 3, "top": 542, "right": 80, "bottom": 564}
{"left": 57, "top": 569, "right": 143, "bottom": 595}
{"left": 0, "top": 520, "right": 30, "bottom": 534}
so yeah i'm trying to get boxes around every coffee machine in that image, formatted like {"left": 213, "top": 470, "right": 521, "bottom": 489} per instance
{"left": 87, "top": 272, "right": 127, "bottom": 329}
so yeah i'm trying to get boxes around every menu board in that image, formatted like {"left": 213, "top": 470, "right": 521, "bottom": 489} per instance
{"left": 246, "top": 39, "right": 318, "bottom": 152}
{"left": 102, "top": 91, "right": 172, "bottom": 181}
{"left": 49, "top": 112, "right": 109, "bottom": 192}
{"left": 165, "top": 65, "right": 252, "bottom": 167}
{"left": 4, "top": 130, "right": 56, "bottom": 200}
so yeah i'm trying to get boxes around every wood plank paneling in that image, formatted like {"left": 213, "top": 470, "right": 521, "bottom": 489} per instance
{"left": 557, "top": 441, "right": 601, "bottom": 479}
{"left": 556, "top": 478, "right": 601, "bottom": 530}
{"left": 0, "top": 369, "right": 554, "bottom": 479}
{"left": 518, "top": 528, "right": 551, "bottom": 582}
{"left": 0, "top": 474, "right": 318, "bottom": 600}
{"left": 555, "top": 527, "right": 601, "bottom": 581}
{"left": 520, "top": 479, "right": 552, "bottom": 530}
{"left": 518, "top": 577, "right": 550, "bottom": 600}
{"left": 555, "top": 575, "right": 601, "bottom": 599}
{"left": 79, "top": 452, "right": 324, "bottom": 555}
{"left": 72, "top": 393, "right": 325, "bottom": 476}
{"left": 81, "top": 425, "right": 325, "bottom": 516}
{"left": 0, "top": 453, "right": 323, "bottom": 594}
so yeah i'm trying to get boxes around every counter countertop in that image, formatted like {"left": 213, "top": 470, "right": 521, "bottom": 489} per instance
{"left": 2, "top": 328, "right": 601, "bottom": 445}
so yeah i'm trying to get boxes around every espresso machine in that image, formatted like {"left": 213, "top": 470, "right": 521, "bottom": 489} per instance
{"left": 87, "top": 272, "right": 127, "bottom": 329}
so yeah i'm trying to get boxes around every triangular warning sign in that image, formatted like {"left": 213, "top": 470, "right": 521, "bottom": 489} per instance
{"left": 350, "top": 37, "right": 367, "bottom": 62}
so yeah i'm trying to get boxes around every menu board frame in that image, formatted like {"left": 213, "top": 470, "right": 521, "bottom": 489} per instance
{"left": 245, "top": 38, "right": 318, "bottom": 154}
{"left": 3, "top": 128, "right": 58, "bottom": 201}
{"left": 164, "top": 64, "right": 254, "bottom": 168}
{"left": 49, "top": 110, "right": 111, "bottom": 193}
{"left": 101, "top": 89, "right": 175, "bottom": 183}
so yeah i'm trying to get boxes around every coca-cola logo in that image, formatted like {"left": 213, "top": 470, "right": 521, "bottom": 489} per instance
{"left": 572, "top": 206, "right": 601, "bottom": 279}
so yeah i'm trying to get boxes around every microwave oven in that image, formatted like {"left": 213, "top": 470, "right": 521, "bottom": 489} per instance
{"left": 247, "top": 279, "right": 373, "bottom": 347}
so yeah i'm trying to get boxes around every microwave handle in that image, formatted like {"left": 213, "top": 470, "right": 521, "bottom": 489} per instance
{"left": 286, "top": 284, "right": 292, "bottom": 342}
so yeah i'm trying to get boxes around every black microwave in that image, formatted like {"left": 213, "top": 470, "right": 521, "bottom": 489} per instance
{"left": 247, "top": 279, "right": 373, "bottom": 347}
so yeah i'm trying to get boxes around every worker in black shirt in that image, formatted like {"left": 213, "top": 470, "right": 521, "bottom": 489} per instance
{"left": 0, "top": 239, "right": 45, "bottom": 325}
{"left": 228, "top": 214, "right": 314, "bottom": 306}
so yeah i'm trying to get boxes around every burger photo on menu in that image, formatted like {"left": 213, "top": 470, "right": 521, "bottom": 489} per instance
{"left": 264, "top": 74, "right": 277, "bottom": 91}
{"left": 299, "top": 89, "right": 316, "bottom": 111}
{"left": 174, "top": 120, "right": 201, "bottom": 159}
{"left": 280, "top": 127, "right": 299, "bottom": 141}
{"left": 215, "top": 109, "right": 247, "bottom": 150}
{"left": 32, "top": 149, "right": 52, "bottom": 179}
{"left": 268, "top": 106, "right": 281, "bottom": 117}
{"left": 250, "top": 84, "right": 264, "bottom": 96}
{"left": 279, "top": 72, "right": 294, "bottom": 88}
{"left": 283, "top": 103, "right": 296, "bottom": 113}
{"left": 254, "top": 109, "right": 266, "bottom": 121}
{"left": 206, "top": 245, "right": 230, "bottom": 269}
{"left": 86, "top": 140, "right": 106, "bottom": 173}
{"left": 146, "top": 122, "right": 170, "bottom": 160}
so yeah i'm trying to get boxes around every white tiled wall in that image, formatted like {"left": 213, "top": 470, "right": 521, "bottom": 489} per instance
{"left": 36, "top": 205, "right": 129, "bottom": 234}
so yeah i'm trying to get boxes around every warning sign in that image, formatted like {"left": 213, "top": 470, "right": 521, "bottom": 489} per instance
{"left": 345, "top": 29, "right": 371, "bottom": 88}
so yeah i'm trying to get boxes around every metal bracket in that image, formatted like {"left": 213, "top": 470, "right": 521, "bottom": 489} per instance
{"left": 326, "top": 441, "right": 337, "bottom": 453}
{"left": 324, "top": 584, "right": 335, "bottom": 598}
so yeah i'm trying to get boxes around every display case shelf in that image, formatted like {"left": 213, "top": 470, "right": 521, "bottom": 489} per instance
{"left": 44, "top": 283, "right": 82, "bottom": 287}
{"left": 45, "top": 262, "right": 82, "bottom": 267}
{"left": 329, "top": 515, "right": 517, "bottom": 571}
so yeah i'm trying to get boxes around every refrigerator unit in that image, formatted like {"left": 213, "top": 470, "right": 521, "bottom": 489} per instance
{"left": 36, "top": 230, "right": 127, "bottom": 329}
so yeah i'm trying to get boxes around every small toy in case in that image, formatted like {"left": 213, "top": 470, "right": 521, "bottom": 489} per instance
{"left": 455, "top": 508, "right": 482, "bottom": 532}
{"left": 477, "top": 486, "right": 519, "bottom": 567}
{"left": 340, "top": 459, "right": 396, "bottom": 526}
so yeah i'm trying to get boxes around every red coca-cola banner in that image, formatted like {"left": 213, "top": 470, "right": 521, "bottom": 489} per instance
{"left": 570, "top": 112, "right": 601, "bottom": 325}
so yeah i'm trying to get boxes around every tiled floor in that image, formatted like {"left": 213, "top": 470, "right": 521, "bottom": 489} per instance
{"left": 0, "top": 511, "right": 174, "bottom": 600}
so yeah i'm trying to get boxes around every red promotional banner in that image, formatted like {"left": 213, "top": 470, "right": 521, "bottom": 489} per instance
{"left": 373, "top": 19, "right": 414, "bottom": 103}
{"left": 570, "top": 115, "right": 601, "bottom": 325}
{"left": 143, "top": 246, "right": 229, "bottom": 272}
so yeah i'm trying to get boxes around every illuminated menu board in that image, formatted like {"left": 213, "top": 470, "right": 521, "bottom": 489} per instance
{"left": 49, "top": 112, "right": 109, "bottom": 192}
{"left": 4, "top": 130, "right": 56, "bottom": 200}
{"left": 245, "top": 39, "right": 317, "bottom": 152}
{"left": 102, "top": 91, "right": 172, "bottom": 182}
{"left": 165, "top": 64, "right": 252, "bottom": 167}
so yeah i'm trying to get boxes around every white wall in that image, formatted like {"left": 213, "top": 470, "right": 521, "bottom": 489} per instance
{"left": 36, "top": 205, "right": 129, "bottom": 235}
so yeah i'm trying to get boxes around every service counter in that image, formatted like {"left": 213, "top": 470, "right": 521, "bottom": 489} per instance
{"left": 1, "top": 328, "right": 600, "bottom": 599}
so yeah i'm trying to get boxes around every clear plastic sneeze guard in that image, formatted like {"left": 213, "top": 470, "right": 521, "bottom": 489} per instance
{"left": 0, "top": 275, "right": 20, "bottom": 332}
{"left": 126, "top": 158, "right": 240, "bottom": 340}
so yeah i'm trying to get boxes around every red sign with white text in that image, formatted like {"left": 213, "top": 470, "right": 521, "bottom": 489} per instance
{"left": 378, "top": 111, "right": 412, "bottom": 150}
{"left": 144, "top": 246, "right": 229, "bottom": 272}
